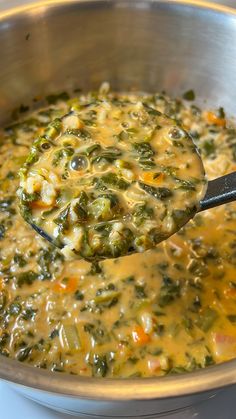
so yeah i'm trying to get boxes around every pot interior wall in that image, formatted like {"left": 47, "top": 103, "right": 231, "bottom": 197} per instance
{"left": 0, "top": 0, "right": 236, "bottom": 124}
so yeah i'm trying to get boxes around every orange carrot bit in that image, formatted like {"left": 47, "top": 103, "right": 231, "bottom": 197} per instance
{"left": 224, "top": 287, "right": 236, "bottom": 299}
{"left": 205, "top": 111, "right": 226, "bottom": 127}
{"left": 79, "top": 366, "right": 89, "bottom": 376}
{"left": 53, "top": 277, "right": 78, "bottom": 293}
{"left": 132, "top": 325, "right": 151, "bottom": 345}
{"left": 30, "top": 200, "right": 53, "bottom": 210}
{"left": 0, "top": 278, "right": 4, "bottom": 291}
{"left": 140, "top": 172, "right": 164, "bottom": 186}
{"left": 37, "top": 127, "right": 46, "bottom": 135}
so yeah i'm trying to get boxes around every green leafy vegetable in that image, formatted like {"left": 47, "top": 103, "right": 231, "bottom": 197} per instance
{"left": 158, "top": 276, "right": 181, "bottom": 307}
{"left": 60, "top": 324, "right": 81, "bottom": 351}
{"left": 196, "top": 308, "right": 218, "bottom": 332}
{"left": 17, "top": 271, "right": 38, "bottom": 287}
{"left": 202, "top": 139, "right": 216, "bottom": 158}
{"left": 94, "top": 173, "right": 130, "bottom": 191}
{"left": 53, "top": 205, "right": 70, "bottom": 232}
{"left": 46, "top": 91, "right": 70, "bottom": 104}
{"left": 139, "top": 182, "right": 172, "bottom": 200}
{"left": 183, "top": 90, "right": 195, "bottom": 101}
{"left": 92, "top": 353, "right": 108, "bottom": 377}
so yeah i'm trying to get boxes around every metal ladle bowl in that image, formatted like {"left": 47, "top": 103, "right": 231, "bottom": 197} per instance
{"left": 28, "top": 152, "right": 236, "bottom": 251}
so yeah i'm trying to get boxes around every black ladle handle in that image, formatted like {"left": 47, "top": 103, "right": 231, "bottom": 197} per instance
{"left": 200, "top": 171, "right": 236, "bottom": 211}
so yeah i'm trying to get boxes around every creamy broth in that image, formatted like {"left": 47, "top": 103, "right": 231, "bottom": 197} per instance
{"left": 0, "top": 88, "right": 236, "bottom": 377}
{"left": 18, "top": 94, "right": 205, "bottom": 260}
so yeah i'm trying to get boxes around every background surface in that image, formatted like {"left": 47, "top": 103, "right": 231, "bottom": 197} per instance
{"left": 0, "top": 0, "right": 235, "bottom": 10}
{"left": 0, "top": 0, "right": 236, "bottom": 418}
{"left": 0, "top": 380, "right": 236, "bottom": 418}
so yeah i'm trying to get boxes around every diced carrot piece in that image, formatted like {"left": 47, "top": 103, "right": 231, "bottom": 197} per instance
{"left": 30, "top": 200, "right": 53, "bottom": 210}
{"left": 132, "top": 325, "right": 151, "bottom": 345}
{"left": 37, "top": 127, "right": 46, "bottom": 135}
{"left": 140, "top": 172, "right": 164, "bottom": 185}
{"left": 0, "top": 278, "right": 3, "bottom": 291}
{"left": 214, "top": 333, "right": 236, "bottom": 344}
{"left": 79, "top": 367, "right": 88, "bottom": 375}
{"left": 224, "top": 288, "right": 236, "bottom": 299}
{"left": 53, "top": 277, "right": 78, "bottom": 293}
{"left": 205, "top": 111, "right": 226, "bottom": 127}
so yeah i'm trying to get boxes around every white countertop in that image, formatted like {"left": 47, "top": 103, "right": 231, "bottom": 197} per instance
{"left": 0, "top": 0, "right": 236, "bottom": 418}
{"left": 0, "top": 380, "right": 236, "bottom": 419}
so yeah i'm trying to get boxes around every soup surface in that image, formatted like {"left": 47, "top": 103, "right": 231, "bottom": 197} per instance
{"left": 0, "top": 87, "right": 236, "bottom": 377}
{"left": 18, "top": 99, "right": 205, "bottom": 260}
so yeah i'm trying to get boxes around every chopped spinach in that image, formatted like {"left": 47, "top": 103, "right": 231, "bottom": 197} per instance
{"left": 74, "top": 290, "right": 84, "bottom": 301}
{"left": 202, "top": 139, "right": 216, "bottom": 158}
{"left": 133, "top": 142, "right": 155, "bottom": 158}
{"left": 17, "top": 346, "right": 32, "bottom": 362}
{"left": 94, "top": 173, "right": 130, "bottom": 191}
{"left": 0, "top": 197, "right": 16, "bottom": 214}
{"left": 17, "top": 271, "right": 38, "bottom": 287}
{"left": 135, "top": 285, "right": 147, "bottom": 299}
{"left": 21, "top": 308, "right": 38, "bottom": 321}
{"left": 133, "top": 142, "right": 156, "bottom": 169}
{"left": 183, "top": 90, "right": 195, "bottom": 101}
{"left": 92, "top": 353, "right": 109, "bottom": 377}
{"left": 139, "top": 182, "right": 172, "bottom": 200}
{"left": 91, "top": 147, "right": 121, "bottom": 164}
{"left": 227, "top": 315, "right": 236, "bottom": 323}
{"left": 46, "top": 91, "right": 70, "bottom": 104}
{"left": 66, "top": 128, "right": 91, "bottom": 140}
{"left": 0, "top": 224, "right": 6, "bottom": 240}
{"left": 14, "top": 254, "right": 27, "bottom": 267}
{"left": 158, "top": 276, "right": 181, "bottom": 307}
{"left": 52, "top": 147, "right": 74, "bottom": 166}
{"left": 196, "top": 308, "right": 218, "bottom": 332}
{"left": 37, "top": 247, "right": 64, "bottom": 280}
{"left": 133, "top": 204, "right": 154, "bottom": 226}
{"left": 53, "top": 205, "right": 70, "bottom": 232}
{"left": 217, "top": 107, "right": 225, "bottom": 119}
{"left": 84, "top": 323, "right": 110, "bottom": 344}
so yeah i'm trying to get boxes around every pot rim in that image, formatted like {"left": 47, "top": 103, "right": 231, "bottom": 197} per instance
{"left": 1, "top": 0, "right": 236, "bottom": 20}
{"left": 1, "top": 0, "right": 236, "bottom": 401}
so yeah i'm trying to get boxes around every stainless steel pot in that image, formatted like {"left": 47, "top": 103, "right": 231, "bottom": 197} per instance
{"left": 1, "top": 1, "right": 236, "bottom": 417}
